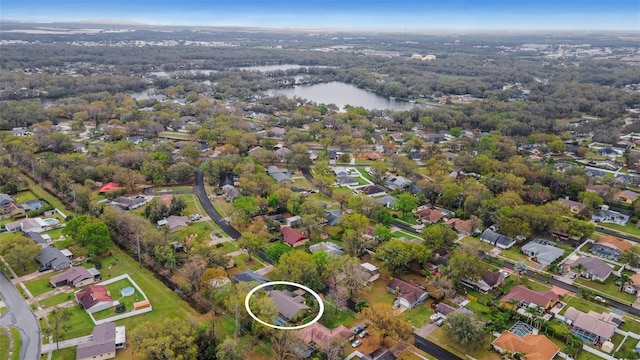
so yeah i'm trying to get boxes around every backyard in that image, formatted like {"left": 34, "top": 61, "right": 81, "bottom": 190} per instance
{"left": 92, "top": 276, "right": 146, "bottom": 321}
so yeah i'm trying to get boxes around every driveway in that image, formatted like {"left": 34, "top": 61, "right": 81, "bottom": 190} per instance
{"left": 0, "top": 269, "right": 41, "bottom": 360}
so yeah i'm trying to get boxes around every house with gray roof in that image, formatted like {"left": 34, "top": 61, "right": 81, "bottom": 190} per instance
{"left": 38, "top": 247, "right": 71, "bottom": 271}
{"left": 27, "top": 232, "right": 50, "bottom": 248}
{"left": 384, "top": 175, "right": 412, "bottom": 190}
{"left": 336, "top": 175, "right": 359, "bottom": 187}
{"left": 269, "top": 289, "right": 310, "bottom": 323}
{"left": 309, "top": 242, "right": 344, "bottom": 256}
{"left": 376, "top": 195, "right": 398, "bottom": 209}
{"left": 76, "top": 322, "right": 125, "bottom": 360}
{"left": 521, "top": 239, "right": 565, "bottom": 266}
{"left": 267, "top": 166, "right": 292, "bottom": 183}
{"left": 324, "top": 209, "right": 342, "bottom": 226}
{"left": 0, "top": 193, "right": 14, "bottom": 206}
{"left": 232, "top": 270, "right": 270, "bottom": 288}
{"left": 592, "top": 207, "right": 629, "bottom": 226}
{"left": 480, "top": 229, "right": 516, "bottom": 249}
{"left": 573, "top": 257, "right": 613, "bottom": 282}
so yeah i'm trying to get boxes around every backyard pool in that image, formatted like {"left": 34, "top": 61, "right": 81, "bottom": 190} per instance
{"left": 43, "top": 218, "right": 59, "bottom": 225}
{"left": 121, "top": 287, "right": 135, "bottom": 297}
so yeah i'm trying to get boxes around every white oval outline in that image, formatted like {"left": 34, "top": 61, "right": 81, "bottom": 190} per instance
{"left": 244, "top": 280, "right": 324, "bottom": 330}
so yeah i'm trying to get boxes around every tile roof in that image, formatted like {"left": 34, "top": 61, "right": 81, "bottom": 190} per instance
{"left": 280, "top": 227, "right": 308, "bottom": 246}
{"left": 492, "top": 331, "right": 560, "bottom": 360}
{"left": 500, "top": 285, "right": 558, "bottom": 308}
{"left": 76, "top": 285, "right": 113, "bottom": 310}
{"left": 596, "top": 235, "right": 632, "bottom": 252}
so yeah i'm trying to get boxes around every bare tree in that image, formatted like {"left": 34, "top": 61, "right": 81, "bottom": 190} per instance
{"left": 181, "top": 254, "right": 207, "bottom": 292}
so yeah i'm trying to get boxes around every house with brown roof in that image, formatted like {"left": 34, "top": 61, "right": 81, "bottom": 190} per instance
{"left": 557, "top": 197, "right": 587, "bottom": 214}
{"left": 563, "top": 307, "right": 621, "bottom": 345}
{"left": 50, "top": 267, "right": 95, "bottom": 288}
{"left": 492, "top": 325, "right": 560, "bottom": 360}
{"left": 386, "top": 278, "right": 428, "bottom": 309}
{"left": 76, "top": 285, "right": 114, "bottom": 313}
{"left": 616, "top": 190, "right": 639, "bottom": 204}
{"left": 500, "top": 285, "right": 558, "bottom": 310}
{"left": 298, "top": 322, "right": 353, "bottom": 349}
{"left": 573, "top": 256, "right": 613, "bottom": 281}
{"left": 280, "top": 226, "right": 309, "bottom": 247}
{"left": 461, "top": 270, "right": 504, "bottom": 293}
{"left": 590, "top": 235, "right": 632, "bottom": 262}
{"left": 269, "top": 289, "right": 310, "bottom": 323}
{"left": 76, "top": 322, "right": 126, "bottom": 360}
{"left": 98, "top": 182, "right": 121, "bottom": 194}
{"left": 445, "top": 218, "right": 474, "bottom": 235}
{"left": 415, "top": 208, "right": 444, "bottom": 224}
{"left": 353, "top": 185, "right": 387, "bottom": 197}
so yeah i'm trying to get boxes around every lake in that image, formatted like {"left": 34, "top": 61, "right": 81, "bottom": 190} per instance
{"left": 266, "top": 82, "right": 424, "bottom": 111}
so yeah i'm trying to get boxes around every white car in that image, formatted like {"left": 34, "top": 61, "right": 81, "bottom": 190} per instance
{"left": 351, "top": 339, "right": 362, "bottom": 348}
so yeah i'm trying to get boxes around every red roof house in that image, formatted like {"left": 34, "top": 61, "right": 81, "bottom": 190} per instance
{"left": 280, "top": 226, "right": 309, "bottom": 247}
{"left": 99, "top": 182, "right": 121, "bottom": 194}
{"left": 76, "top": 285, "right": 114, "bottom": 313}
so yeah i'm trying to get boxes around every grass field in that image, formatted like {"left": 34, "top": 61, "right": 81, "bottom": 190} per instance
{"left": 402, "top": 302, "right": 435, "bottom": 327}
{"left": 39, "top": 292, "right": 74, "bottom": 308}
{"left": 573, "top": 276, "right": 637, "bottom": 304}
{"left": 320, "top": 301, "right": 357, "bottom": 329}
{"left": 600, "top": 222, "right": 640, "bottom": 239}
{"left": 9, "top": 328, "right": 20, "bottom": 360}
{"left": 0, "top": 329, "right": 9, "bottom": 360}
{"left": 50, "top": 347, "right": 76, "bottom": 360}
{"left": 45, "top": 305, "right": 94, "bottom": 339}
{"left": 24, "top": 273, "right": 56, "bottom": 297}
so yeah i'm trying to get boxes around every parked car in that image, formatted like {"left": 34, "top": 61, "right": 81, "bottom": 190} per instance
{"left": 358, "top": 330, "right": 369, "bottom": 338}
{"left": 38, "top": 265, "right": 51, "bottom": 272}
{"left": 189, "top": 214, "right": 203, "bottom": 221}
{"left": 429, "top": 313, "right": 441, "bottom": 322}
{"left": 352, "top": 324, "right": 367, "bottom": 334}
{"left": 569, "top": 273, "right": 577, "bottom": 279}
{"left": 351, "top": 340, "right": 362, "bottom": 348}
{"left": 595, "top": 296, "right": 607, "bottom": 303}
{"left": 436, "top": 318, "right": 446, "bottom": 327}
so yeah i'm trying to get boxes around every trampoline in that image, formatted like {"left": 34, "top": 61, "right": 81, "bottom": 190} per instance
{"left": 121, "top": 287, "right": 135, "bottom": 297}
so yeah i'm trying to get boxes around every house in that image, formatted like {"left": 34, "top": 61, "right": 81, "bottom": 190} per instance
{"left": 267, "top": 166, "right": 292, "bottom": 183}
{"left": 563, "top": 307, "right": 621, "bottom": 345}
{"left": 598, "top": 147, "right": 623, "bottom": 159}
{"left": 624, "top": 273, "right": 640, "bottom": 295}
{"left": 386, "top": 278, "right": 428, "bottom": 309}
{"left": 480, "top": 229, "right": 516, "bottom": 249}
{"left": 572, "top": 257, "right": 613, "bottom": 281}
{"left": 21, "top": 199, "right": 46, "bottom": 211}
{"left": 267, "top": 127, "right": 286, "bottom": 139}
{"left": 157, "top": 215, "right": 189, "bottom": 233}
{"left": 500, "top": 285, "right": 558, "bottom": 310}
{"left": 521, "top": 239, "right": 564, "bottom": 266}
{"left": 492, "top": 322, "right": 560, "bottom": 360}
{"left": 557, "top": 198, "right": 587, "bottom": 214}
{"left": 280, "top": 226, "right": 308, "bottom": 247}
{"left": 98, "top": 182, "right": 121, "bottom": 194}
{"left": 384, "top": 175, "right": 411, "bottom": 190}
{"left": 269, "top": 289, "right": 310, "bottom": 323}
{"left": 38, "top": 247, "right": 71, "bottom": 271}
{"left": 309, "top": 242, "right": 345, "bottom": 256}
{"left": 1, "top": 202, "right": 24, "bottom": 218}
{"left": 20, "top": 217, "right": 48, "bottom": 233}
{"left": 353, "top": 185, "right": 387, "bottom": 197}
{"left": 331, "top": 166, "right": 349, "bottom": 177}
{"left": 590, "top": 235, "right": 632, "bottom": 262}
{"left": 3, "top": 220, "right": 23, "bottom": 232}
{"left": 389, "top": 132, "right": 404, "bottom": 143}
{"left": 285, "top": 215, "right": 301, "bottom": 227}
{"left": 361, "top": 262, "right": 380, "bottom": 284}
{"left": 76, "top": 322, "right": 126, "bottom": 360}
{"left": 461, "top": 270, "right": 504, "bottom": 293}
{"left": 27, "top": 231, "right": 50, "bottom": 248}
{"left": 76, "top": 285, "right": 114, "bottom": 313}
{"left": 298, "top": 322, "right": 352, "bottom": 349}
{"left": 0, "top": 193, "right": 14, "bottom": 206}
{"left": 376, "top": 195, "right": 398, "bottom": 209}
{"left": 324, "top": 209, "right": 342, "bottom": 226}
{"left": 435, "top": 303, "right": 456, "bottom": 317}
{"left": 11, "top": 127, "right": 30, "bottom": 136}
{"left": 110, "top": 196, "right": 147, "bottom": 211}
{"left": 586, "top": 184, "right": 608, "bottom": 196}
{"left": 592, "top": 206, "right": 630, "bottom": 225}
{"left": 224, "top": 187, "right": 241, "bottom": 202}
{"left": 415, "top": 208, "right": 445, "bottom": 224}
{"left": 275, "top": 147, "right": 292, "bottom": 158}
{"left": 445, "top": 218, "right": 474, "bottom": 236}
{"left": 336, "top": 175, "right": 359, "bottom": 187}
{"left": 364, "top": 152, "right": 382, "bottom": 161}
{"left": 232, "top": 270, "right": 270, "bottom": 287}
{"left": 50, "top": 267, "right": 95, "bottom": 288}
{"left": 617, "top": 190, "right": 639, "bottom": 204}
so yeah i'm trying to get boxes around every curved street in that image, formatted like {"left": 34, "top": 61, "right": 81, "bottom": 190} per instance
{"left": 194, "top": 167, "right": 241, "bottom": 239}
{"left": 0, "top": 269, "right": 41, "bottom": 360}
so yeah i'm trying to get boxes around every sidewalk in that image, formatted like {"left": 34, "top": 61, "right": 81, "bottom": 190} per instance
{"left": 41, "top": 334, "right": 93, "bottom": 353}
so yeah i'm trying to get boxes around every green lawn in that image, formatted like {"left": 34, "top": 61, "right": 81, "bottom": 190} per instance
{"left": 402, "top": 303, "right": 434, "bottom": 327}
{"left": 176, "top": 194, "right": 202, "bottom": 217}
{"left": 45, "top": 305, "right": 95, "bottom": 339}
{"left": 0, "top": 329, "right": 9, "bottom": 360}
{"left": 92, "top": 277, "right": 145, "bottom": 321}
{"left": 153, "top": 185, "right": 194, "bottom": 193}
{"left": 12, "top": 190, "right": 38, "bottom": 204}
{"left": 462, "top": 299, "right": 493, "bottom": 322}
{"left": 39, "top": 292, "right": 74, "bottom": 308}
{"left": 0, "top": 306, "right": 6, "bottom": 316}
{"left": 576, "top": 349, "right": 607, "bottom": 360}
{"left": 600, "top": 222, "right": 640, "bottom": 239}
{"left": 9, "top": 328, "right": 20, "bottom": 360}
{"left": 22, "top": 173, "right": 71, "bottom": 214}
{"left": 614, "top": 333, "right": 640, "bottom": 360}
{"left": 500, "top": 246, "right": 531, "bottom": 263}
{"left": 50, "top": 346, "right": 76, "bottom": 360}
{"left": 319, "top": 301, "right": 357, "bottom": 329}
{"left": 24, "top": 274, "right": 57, "bottom": 297}
{"left": 559, "top": 293, "right": 610, "bottom": 315}
{"left": 573, "top": 275, "right": 637, "bottom": 304}
{"left": 428, "top": 327, "right": 500, "bottom": 360}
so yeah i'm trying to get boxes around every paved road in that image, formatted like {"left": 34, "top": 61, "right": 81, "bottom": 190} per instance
{"left": 414, "top": 334, "right": 462, "bottom": 360}
{"left": 194, "top": 167, "right": 241, "bottom": 239}
{"left": 0, "top": 270, "right": 41, "bottom": 360}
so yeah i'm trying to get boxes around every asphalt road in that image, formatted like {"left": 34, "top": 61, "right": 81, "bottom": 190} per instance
{"left": 414, "top": 334, "right": 462, "bottom": 360}
{"left": 194, "top": 167, "right": 241, "bottom": 239}
{"left": 0, "top": 270, "right": 41, "bottom": 360}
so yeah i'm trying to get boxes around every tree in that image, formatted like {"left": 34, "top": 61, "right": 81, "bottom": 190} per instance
{"left": 372, "top": 207, "right": 393, "bottom": 226}
{"left": 620, "top": 245, "right": 640, "bottom": 268}
{"left": 396, "top": 193, "right": 417, "bottom": 220}
{"left": 271, "top": 329, "right": 304, "bottom": 360}
{"left": 443, "top": 311, "right": 485, "bottom": 350}
{"left": 373, "top": 225, "right": 392, "bottom": 244}
{"left": 572, "top": 263, "right": 586, "bottom": 278}
{"left": 514, "top": 261, "right": 528, "bottom": 282}
{"left": 271, "top": 251, "right": 323, "bottom": 291}
{"left": 182, "top": 254, "right": 207, "bottom": 293}
{"left": 77, "top": 221, "right": 112, "bottom": 255}
{"left": 216, "top": 337, "right": 245, "bottom": 360}
{"left": 422, "top": 223, "right": 458, "bottom": 249}
{"left": 0, "top": 233, "right": 41, "bottom": 272}
{"left": 375, "top": 239, "right": 430, "bottom": 275}
{"left": 358, "top": 303, "right": 413, "bottom": 344}
{"left": 44, "top": 307, "right": 71, "bottom": 351}
{"left": 113, "top": 168, "right": 144, "bottom": 193}
{"left": 447, "top": 251, "right": 483, "bottom": 283}
{"left": 131, "top": 318, "right": 198, "bottom": 360}
{"left": 167, "top": 161, "right": 196, "bottom": 183}
{"left": 169, "top": 196, "right": 187, "bottom": 216}
{"left": 237, "top": 231, "right": 268, "bottom": 261}
{"left": 354, "top": 300, "right": 369, "bottom": 313}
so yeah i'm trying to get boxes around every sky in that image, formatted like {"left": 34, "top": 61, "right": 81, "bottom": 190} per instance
{"left": 1, "top": 0, "right": 639, "bottom": 31}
